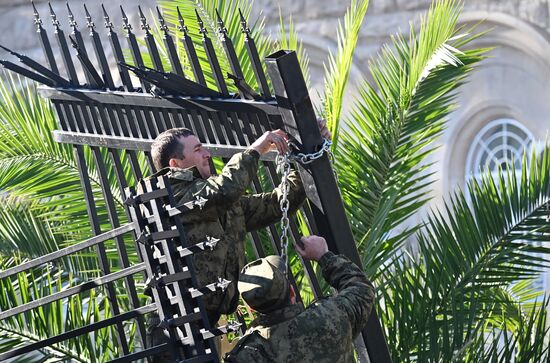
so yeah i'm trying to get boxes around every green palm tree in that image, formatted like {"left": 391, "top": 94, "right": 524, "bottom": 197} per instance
{"left": 1, "top": 0, "right": 549, "bottom": 361}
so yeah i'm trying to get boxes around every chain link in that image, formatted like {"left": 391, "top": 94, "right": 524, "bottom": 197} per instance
{"left": 276, "top": 137, "right": 332, "bottom": 276}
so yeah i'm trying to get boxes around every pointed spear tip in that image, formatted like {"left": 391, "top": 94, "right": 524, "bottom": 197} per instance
{"left": 215, "top": 9, "right": 222, "bottom": 23}
{"left": 66, "top": 2, "right": 72, "bottom": 14}
{"left": 177, "top": 6, "right": 182, "bottom": 19}
{"left": 31, "top": 0, "right": 38, "bottom": 13}
{"left": 47, "top": 2, "right": 54, "bottom": 13}
{"left": 238, "top": 8, "right": 246, "bottom": 22}
{"left": 138, "top": 5, "right": 144, "bottom": 17}
{"left": 156, "top": 5, "right": 162, "bottom": 17}
{"left": 120, "top": 5, "right": 128, "bottom": 20}
{"left": 83, "top": 4, "right": 91, "bottom": 17}
{"left": 194, "top": 8, "right": 201, "bottom": 20}
{"left": 101, "top": 4, "right": 108, "bottom": 17}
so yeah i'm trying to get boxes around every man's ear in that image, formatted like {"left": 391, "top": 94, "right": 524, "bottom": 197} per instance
{"left": 168, "top": 158, "right": 179, "bottom": 168}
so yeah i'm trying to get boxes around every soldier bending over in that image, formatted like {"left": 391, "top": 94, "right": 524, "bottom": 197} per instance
{"left": 225, "top": 235, "right": 375, "bottom": 363}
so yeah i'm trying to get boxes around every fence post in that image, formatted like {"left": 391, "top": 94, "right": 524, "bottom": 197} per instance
{"left": 265, "top": 49, "right": 392, "bottom": 363}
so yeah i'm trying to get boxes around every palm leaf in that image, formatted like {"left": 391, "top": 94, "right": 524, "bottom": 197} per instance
{"left": 322, "top": 0, "right": 369, "bottom": 149}
{"left": 380, "top": 144, "right": 550, "bottom": 361}
{"left": 335, "top": 0, "right": 489, "bottom": 275}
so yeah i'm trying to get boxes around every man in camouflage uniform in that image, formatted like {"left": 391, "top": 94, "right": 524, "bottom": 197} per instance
{"left": 225, "top": 235, "right": 375, "bottom": 363}
{"left": 146, "top": 124, "right": 329, "bottom": 361}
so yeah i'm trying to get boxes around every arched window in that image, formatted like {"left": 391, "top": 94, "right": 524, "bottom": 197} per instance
{"left": 465, "top": 118, "right": 535, "bottom": 185}
{"left": 465, "top": 119, "right": 546, "bottom": 292}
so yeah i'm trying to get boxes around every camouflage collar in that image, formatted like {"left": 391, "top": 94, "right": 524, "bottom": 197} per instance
{"left": 168, "top": 166, "right": 203, "bottom": 181}
{"left": 255, "top": 304, "right": 304, "bottom": 327}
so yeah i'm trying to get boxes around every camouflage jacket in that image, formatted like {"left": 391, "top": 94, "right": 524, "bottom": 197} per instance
{"left": 163, "top": 149, "right": 305, "bottom": 322}
{"left": 224, "top": 252, "right": 375, "bottom": 363}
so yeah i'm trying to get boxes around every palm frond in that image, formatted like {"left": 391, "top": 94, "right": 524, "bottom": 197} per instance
{"left": 335, "top": 0, "right": 489, "bottom": 275}
{"left": 380, "top": 144, "right": 550, "bottom": 361}
{"left": 322, "top": 0, "right": 369, "bottom": 149}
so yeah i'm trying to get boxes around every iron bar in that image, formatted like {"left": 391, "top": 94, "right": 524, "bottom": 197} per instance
{"left": 69, "top": 35, "right": 105, "bottom": 89}
{"left": 0, "top": 44, "right": 70, "bottom": 87}
{"left": 0, "top": 223, "right": 134, "bottom": 280}
{"left": 216, "top": 10, "right": 244, "bottom": 80}
{"left": 196, "top": 10, "right": 228, "bottom": 95}
{"left": 0, "top": 263, "right": 145, "bottom": 321}
{"left": 103, "top": 5, "right": 134, "bottom": 91}
{"left": 138, "top": 5, "right": 163, "bottom": 72}
{"left": 0, "top": 304, "right": 157, "bottom": 361}
{"left": 177, "top": 7, "right": 206, "bottom": 86}
{"left": 157, "top": 7, "right": 184, "bottom": 76}
{"left": 119, "top": 62, "right": 221, "bottom": 98}
{"left": 67, "top": 2, "right": 99, "bottom": 87}
{"left": 85, "top": 4, "right": 115, "bottom": 89}
{"left": 74, "top": 145, "right": 130, "bottom": 354}
{"left": 39, "top": 87, "right": 281, "bottom": 114}
{"left": 0, "top": 60, "right": 56, "bottom": 87}
{"left": 239, "top": 9, "right": 271, "bottom": 98}
{"left": 121, "top": 5, "right": 150, "bottom": 92}
{"left": 49, "top": 3, "right": 79, "bottom": 84}
{"left": 90, "top": 143, "right": 148, "bottom": 348}
{"left": 32, "top": 1, "right": 59, "bottom": 74}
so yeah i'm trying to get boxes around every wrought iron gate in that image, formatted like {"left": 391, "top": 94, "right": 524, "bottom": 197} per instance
{"left": 0, "top": 3, "right": 391, "bottom": 362}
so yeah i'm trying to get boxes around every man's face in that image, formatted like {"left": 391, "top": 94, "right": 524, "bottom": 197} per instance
{"left": 170, "top": 135, "right": 212, "bottom": 178}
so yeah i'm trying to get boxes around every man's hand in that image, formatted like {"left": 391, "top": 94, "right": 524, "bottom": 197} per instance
{"left": 249, "top": 129, "right": 289, "bottom": 155}
{"left": 295, "top": 235, "right": 329, "bottom": 261}
{"left": 317, "top": 118, "right": 332, "bottom": 141}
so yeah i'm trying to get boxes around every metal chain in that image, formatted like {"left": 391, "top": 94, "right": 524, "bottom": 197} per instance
{"left": 276, "top": 152, "right": 291, "bottom": 276}
{"left": 276, "top": 137, "right": 333, "bottom": 276}
{"left": 288, "top": 138, "right": 332, "bottom": 165}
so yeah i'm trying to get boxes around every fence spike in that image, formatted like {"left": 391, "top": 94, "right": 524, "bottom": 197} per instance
{"left": 238, "top": 8, "right": 251, "bottom": 35}
{"left": 32, "top": 0, "right": 42, "bottom": 26}
{"left": 120, "top": 5, "right": 132, "bottom": 31}
{"left": 156, "top": 6, "right": 169, "bottom": 34}
{"left": 138, "top": 5, "right": 150, "bottom": 32}
{"left": 101, "top": 4, "right": 114, "bottom": 30}
{"left": 84, "top": 4, "right": 95, "bottom": 30}
{"left": 195, "top": 9, "right": 207, "bottom": 35}
{"left": 31, "top": 2, "right": 59, "bottom": 75}
{"left": 66, "top": 2, "right": 77, "bottom": 29}
{"left": 176, "top": 6, "right": 188, "bottom": 34}
{"left": 47, "top": 2, "right": 61, "bottom": 30}
{"left": 215, "top": 9, "right": 227, "bottom": 35}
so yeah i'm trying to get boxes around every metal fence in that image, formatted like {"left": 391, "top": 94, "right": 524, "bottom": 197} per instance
{"left": 0, "top": 3, "right": 390, "bottom": 362}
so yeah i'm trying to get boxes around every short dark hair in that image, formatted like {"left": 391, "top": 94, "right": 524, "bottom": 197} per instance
{"left": 151, "top": 128, "right": 194, "bottom": 170}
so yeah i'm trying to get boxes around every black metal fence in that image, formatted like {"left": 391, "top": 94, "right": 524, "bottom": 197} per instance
{"left": 0, "top": 3, "right": 390, "bottom": 362}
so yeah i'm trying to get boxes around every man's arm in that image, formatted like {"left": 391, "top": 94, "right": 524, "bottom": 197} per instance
{"left": 241, "top": 170, "right": 306, "bottom": 231}
{"left": 297, "top": 236, "right": 375, "bottom": 338}
{"left": 171, "top": 130, "right": 290, "bottom": 209}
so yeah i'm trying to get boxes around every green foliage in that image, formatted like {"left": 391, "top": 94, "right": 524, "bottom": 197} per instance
{"left": 379, "top": 145, "right": 550, "bottom": 361}
{"left": 322, "top": 0, "right": 369, "bottom": 149}
{"left": 335, "top": 1, "right": 489, "bottom": 277}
